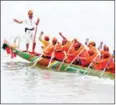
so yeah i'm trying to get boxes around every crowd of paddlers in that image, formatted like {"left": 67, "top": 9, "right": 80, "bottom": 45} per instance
{"left": 36, "top": 31, "right": 115, "bottom": 73}
{"left": 4, "top": 10, "right": 114, "bottom": 74}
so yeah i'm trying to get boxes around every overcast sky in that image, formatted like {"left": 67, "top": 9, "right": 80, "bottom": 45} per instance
{"left": 1, "top": 1, "right": 114, "bottom": 53}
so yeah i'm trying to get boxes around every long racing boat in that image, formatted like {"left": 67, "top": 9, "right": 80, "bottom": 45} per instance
{"left": 2, "top": 40, "right": 115, "bottom": 80}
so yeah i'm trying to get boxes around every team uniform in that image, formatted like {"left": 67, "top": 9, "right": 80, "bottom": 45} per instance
{"left": 23, "top": 17, "right": 37, "bottom": 44}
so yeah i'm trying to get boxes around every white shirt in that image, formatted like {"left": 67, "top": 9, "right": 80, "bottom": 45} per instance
{"left": 24, "top": 16, "right": 37, "bottom": 29}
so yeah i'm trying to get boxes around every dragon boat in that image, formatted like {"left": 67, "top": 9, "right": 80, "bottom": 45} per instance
{"left": 2, "top": 40, "right": 115, "bottom": 80}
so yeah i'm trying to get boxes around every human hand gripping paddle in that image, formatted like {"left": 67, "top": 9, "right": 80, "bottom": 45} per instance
{"left": 83, "top": 42, "right": 103, "bottom": 74}
{"left": 64, "top": 38, "right": 90, "bottom": 71}
{"left": 32, "top": 32, "right": 51, "bottom": 67}
{"left": 32, "top": 18, "right": 40, "bottom": 53}
{"left": 47, "top": 41, "right": 59, "bottom": 68}
{"left": 64, "top": 47, "right": 85, "bottom": 71}
{"left": 32, "top": 43, "right": 51, "bottom": 67}
{"left": 83, "top": 54, "right": 99, "bottom": 74}
{"left": 57, "top": 40, "right": 75, "bottom": 71}
{"left": 99, "top": 56, "right": 113, "bottom": 78}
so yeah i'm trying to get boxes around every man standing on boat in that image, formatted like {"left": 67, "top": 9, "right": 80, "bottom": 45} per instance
{"left": 13, "top": 10, "right": 40, "bottom": 52}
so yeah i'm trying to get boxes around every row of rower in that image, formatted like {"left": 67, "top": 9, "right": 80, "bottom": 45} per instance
{"left": 38, "top": 32, "right": 115, "bottom": 73}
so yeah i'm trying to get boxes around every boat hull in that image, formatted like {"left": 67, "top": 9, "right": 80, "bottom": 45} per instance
{"left": 2, "top": 42, "right": 115, "bottom": 79}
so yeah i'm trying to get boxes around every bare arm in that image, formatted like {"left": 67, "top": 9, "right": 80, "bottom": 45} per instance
{"left": 59, "top": 32, "right": 67, "bottom": 40}
{"left": 13, "top": 19, "right": 23, "bottom": 24}
{"left": 98, "top": 42, "right": 103, "bottom": 51}
{"left": 64, "top": 51, "right": 68, "bottom": 59}
{"left": 39, "top": 31, "right": 44, "bottom": 41}
{"left": 85, "top": 38, "right": 89, "bottom": 45}
{"left": 35, "top": 18, "right": 40, "bottom": 25}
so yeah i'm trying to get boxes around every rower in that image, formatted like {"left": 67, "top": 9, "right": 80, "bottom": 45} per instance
{"left": 101, "top": 45, "right": 110, "bottom": 58}
{"left": 71, "top": 42, "right": 82, "bottom": 65}
{"left": 42, "top": 37, "right": 59, "bottom": 59}
{"left": 52, "top": 37, "right": 66, "bottom": 61}
{"left": 92, "top": 45, "right": 114, "bottom": 73}
{"left": 41, "top": 37, "right": 59, "bottom": 59}
{"left": 93, "top": 52, "right": 114, "bottom": 72}
{"left": 87, "top": 42, "right": 98, "bottom": 54}
{"left": 39, "top": 31, "right": 50, "bottom": 50}
{"left": 78, "top": 41, "right": 98, "bottom": 67}
{"left": 64, "top": 45, "right": 75, "bottom": 63}
{"left": 65, "top": 41, "right": 85, "bottom": 64}
{"left": 59, "top": 32, "right": 72, "bottom": 52}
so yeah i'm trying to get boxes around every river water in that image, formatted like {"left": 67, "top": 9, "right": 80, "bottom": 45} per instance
{"left": 1, "top": 1, "right": 115, "bottom": 103}
{"left": 1, "top": 51, "right": 114, "bottom": 103}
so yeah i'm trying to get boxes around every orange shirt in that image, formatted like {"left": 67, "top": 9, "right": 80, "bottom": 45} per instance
{"left": 63, "top": 41, "right": 72, "bottom": 52}
{"left": 43, "top": 44, "right": 54, "bottom": 57}
{"left": 66, "top": 45, "right": 85, "bottom": 63}
{"left": 100, "top": 50, "right": 111, "bottom": 59}
{"left": 55, "top": 42, "right": 63, "bottom": 51}
{"left": 79, "top": 45, "right": 88, "bottom": 58}
{"left": 54, "top": 42, "right": 65, "bottom": 61}
{"left": 92, "top": 50, "right": 114, "bottom": 71}
{"left": 89, "top": 45, "right": 98, "bottom": 54}
{"left": 75, "top": 45, "right": 85, "bottom": 55}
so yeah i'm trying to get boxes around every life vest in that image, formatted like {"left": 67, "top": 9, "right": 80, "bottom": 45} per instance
{"left": 66, "top": 44, "right": 85, "bottom": 63}
{"left": 93, "top": 58, "right": 111, "bottom": 70}
{"left": 92, "top": 51, "right": 114, "bottom": 73}
{"left": 43, "top": 44, "right": 54, "bottom": 57}
{"left": 63, "top": 41, "right": 71, "bottom": 52}
{"left": 55, "top": 42, "right": 63, "bottom": 51}
{"left": 54, "top": 51, "right": 65, "bottom": 61}
{"left": 65, "top": 46, "right": 76, "bottom": 63}
{"left": 100, "top": 50, "right": 111, "bottom": 59}
{"left": 79, "top": 46, "right": 98, "bottom": 67}
{"left": 106, "top": 59, "right": 115, "bottom": 73}
{"left": 54, "top": 42, "right": 65, "bottom": 61}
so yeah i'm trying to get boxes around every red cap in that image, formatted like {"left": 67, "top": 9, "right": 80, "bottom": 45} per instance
{"left": 74, "top": 42, "right": 81, "bottom": 48}
{"left": 44, "top": 36, "right": 49, "bottom": 41}
{"left": 88, "top": 41, "right": 96, "bottom": 47}
{"left": 73, "top": 38, "right": 78, "bottom": 43}
{"left": 104, "top": 45, "right": 109, "bottom": 51}
{"left": 52, "top": 37, "right": 57, "bottom": 43}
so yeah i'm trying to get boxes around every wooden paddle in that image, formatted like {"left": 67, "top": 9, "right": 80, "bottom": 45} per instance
{"left": 83, "top": 54, "right": 99, "bottom": 74}
{"left": 64, "top": 38, "right": 91, "bottom": 71}
{"left": 64, "top": 47, "right": 85, "bottom": 71}
{"left": 83, "top": 42, "right": 103, "bottom": 74}
{"left": 57, "top": 41, "right": 75, "bottom": 71}
{"left": 32, "top": 43, "right": 51, "bottom": 67}
{"left": 32, "top": 25, "right": 38, "bottom": 53}
{"left": 99, "top": 56, "right": 113, "bottom": 77}
{"left": 31, "top": 31, "right": 47, "bottom": 66}
{"left": 47, "top": 41, "right": 58, "bottom": 68}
